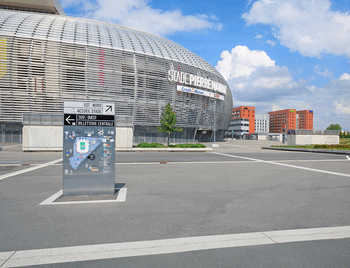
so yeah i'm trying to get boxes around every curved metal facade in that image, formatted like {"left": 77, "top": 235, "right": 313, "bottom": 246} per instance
{"left": 0, "top": 10, "right": 233, "bottom": 141}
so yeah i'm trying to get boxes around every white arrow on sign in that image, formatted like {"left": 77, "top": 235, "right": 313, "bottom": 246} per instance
{"left": 65, "top": 116, "right": 74, "bottom": 124}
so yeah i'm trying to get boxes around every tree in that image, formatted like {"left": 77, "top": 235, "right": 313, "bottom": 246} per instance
{"left": 158, "top": 103, "right": 183, "bottom": 146}
{"left": 339, "top": 131, "right": 343, "bottom": 139}
{"left": 326, "top": 124, "right": 342, "bottom": 130}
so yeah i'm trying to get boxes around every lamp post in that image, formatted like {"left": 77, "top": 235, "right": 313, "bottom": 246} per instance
{"left": 211, "top": 99, "right": 219, "bottom": 147}
{"left": 213, "top": 99, "right": 216, "bottom": 144}
{"left": 283, "top": 118, "right": 289, "bottom": 143}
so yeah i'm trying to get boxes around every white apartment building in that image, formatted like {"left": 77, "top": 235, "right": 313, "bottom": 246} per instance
{"left": 255, "top": 114, "right": 269, "bottom": 134}
{"left": 227, "top": 118, "right": 249, "bottom": 139}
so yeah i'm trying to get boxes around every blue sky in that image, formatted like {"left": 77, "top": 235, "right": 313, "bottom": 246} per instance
{"left": 61, "top": 0, "right": 350, "bottom": 130}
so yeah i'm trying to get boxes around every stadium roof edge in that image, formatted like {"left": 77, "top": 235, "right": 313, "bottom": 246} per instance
{"left": 0, "top": 0, "right": 65, "bottom": 15}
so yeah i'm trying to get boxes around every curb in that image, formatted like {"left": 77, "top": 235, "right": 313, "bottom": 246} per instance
{"left": 262, "top": 147, "right": 350, "bottom": 155}
{"left": 115, "top": 148, "right": 212, "bottom": 152}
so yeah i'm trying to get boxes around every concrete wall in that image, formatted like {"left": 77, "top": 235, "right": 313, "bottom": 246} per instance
{"left": 287, "top": 135, "right": 339, "bottom": 145}
{"left": 267, "top": 134, "right": 282, "bottom": 141}
{"left": 23, "top": 126, "right": 62, "bottom": 151}
{"left": 257, "top": 134, "right": 267, "bottom": 140}
{"left": 115, "top": 127, "right": 133, "bottom": 148}
{"left": 23, "top": 126, "right": 134, "bottom": 151}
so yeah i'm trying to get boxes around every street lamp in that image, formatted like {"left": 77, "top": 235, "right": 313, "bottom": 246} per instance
{"left": 212, "top": 99, "right": 219, "bottom": 147}
{"left": 213, "top": 99, "right": 216, "bottom": 144}
{"left": 282, "top": 118, "right": 289, "bottom": 143}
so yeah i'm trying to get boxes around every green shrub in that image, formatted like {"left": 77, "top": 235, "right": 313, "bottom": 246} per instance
{"left": 135, "top": 143, "right": 150, "bottom": 147}
{"left": 135, "top": 143, "right": 166, "bottom": 148}
{"left": 174, "top": 143, "right": 206, "bottom": 148}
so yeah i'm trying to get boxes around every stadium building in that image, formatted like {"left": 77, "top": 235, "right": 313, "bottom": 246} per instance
{"left": 0, "top": 0, "right": 233, "bottom": 144}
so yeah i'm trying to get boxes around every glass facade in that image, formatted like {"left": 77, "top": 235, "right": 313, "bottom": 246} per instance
{"left": 0, "top": 10, "right": 233, "bottom": 142}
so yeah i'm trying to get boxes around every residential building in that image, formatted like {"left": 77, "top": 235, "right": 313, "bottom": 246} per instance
{"left": 296, "top": 110, "right": 313, "bottom": 130}
{"left": 231, "top": 106, "right": 255, "bottom": 134}
{"left": 255, "top": 114, "right": 269, "bottom": 134}
{"left": 268, "top": 109, "right": 297, "bottom": 133}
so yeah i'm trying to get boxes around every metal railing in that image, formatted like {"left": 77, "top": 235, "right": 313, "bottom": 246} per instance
{"left": 115, "top": 116, "right": 133, "bottom": 127}
{"left": 22, "top": 114, "right": 63, "bottom": 126}
{"left": 288, "top": 130, "right": 340, "bottom": 135}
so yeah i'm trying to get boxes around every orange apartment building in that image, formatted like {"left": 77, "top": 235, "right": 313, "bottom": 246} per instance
{"left": 297, "top": 110, "right": 314, "bottom": 130}
{"left": 268, "top": 109, "right": 314, "bottom": 133}
{"left": 232, "top": 106, "right": 255, "bottom": 134}
{"left": 268, "top": 109, "right": 297, "bottom": 133}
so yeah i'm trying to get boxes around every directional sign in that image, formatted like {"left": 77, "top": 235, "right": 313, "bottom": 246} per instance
{"left": 103, "top": 103, "right": 114, "bottom": 115}
{"left": 64, "top": 114, "right": 76, "bottom": 126}
{"left": 63, "top": 101, "right": 115, "bottom": 196}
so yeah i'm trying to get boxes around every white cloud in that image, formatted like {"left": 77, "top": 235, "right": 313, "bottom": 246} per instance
{"left": 242, "top": 0, "right": 350, "bottom": 58}
{"left": 307, "top": 85, "right": 316, "bottom": 92}
{"left": 215, "top": 45, "right": 307, "bottom": 102}
{"left": 60, "top": 0, "right": 222, "bottom": 36}
{"left": 327, "top": 73, "right": 350, "bottom": 116}
{"left": 246, "top": 0, "right": 254, "bottom": 7}
{"left": 314, "top": 65, "right": 333, "bottom": 78}
{"left": 216, "top": 45, "right": 275, "bottom": 80}
{"left": 217, "top": 49, "right": 350, "bottom": 129}
{"left": 271, "top": 103, "right": 282, "bottom": 111}
{"left": 266, "top": 40, "right": 276, "bottom": 47}
{"left": 254, "top": 34, "right": 262, "bottom": 39}
{"left": 339, "top": 73, "right": 350, "bottom": 80}
{"left": 333, "top": 99, "right": 350, "bottom": 115}
{"left": 324, "top": 73, "right": 350, "bottom": 93}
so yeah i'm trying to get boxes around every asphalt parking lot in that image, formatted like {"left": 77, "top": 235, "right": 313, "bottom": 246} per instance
{"left": 0, "top": 140, "right": 350, "bottom": 267}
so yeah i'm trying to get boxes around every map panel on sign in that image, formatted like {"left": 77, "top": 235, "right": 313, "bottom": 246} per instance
{"left": 69, "top": 137, "right": 102, "bottom": 170}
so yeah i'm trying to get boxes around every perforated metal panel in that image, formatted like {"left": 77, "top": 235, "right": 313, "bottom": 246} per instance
{"left": 0, "top": 10, "right": 233, "bottom": 133}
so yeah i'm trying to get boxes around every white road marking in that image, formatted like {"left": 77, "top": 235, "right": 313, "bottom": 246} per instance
{"left": 225, "top": 144, "right": 261, "bottom": 149}
{"left": 116, "top": 187, "right": 127, "bottom": 202}
{"left": 346, "top": 156, "right": 350, "bottom": 160}
{"left": 0, "top": 252, "right": 15, "bottom": 267}
{"left": 0, "top": 144, "right": 21, "bottom": 149}
{"left": 1, "top": 159, "right": 345, "bottom": 167}
{"left": 1, "top": 226, "right": 350, "bottom": 267}
{"left": 0, "top": 158, "right": 63, "bottom": 181}
{"left": 113, "top": 159, "right": 348, "bottom": 165}
{"left": 39, "top": 190, "right": 63, "bottom": 205}
{"left": 212, "top": 152, "right": 350, "bottom": 178}
{"left": 39, "top": 188, "right": 127, "bottom": 205}
{"left": 0, "top": 159, "right": 346, "bottom": 169}
{"left": 168, "top": 159, "right": 347, "bottom": 164}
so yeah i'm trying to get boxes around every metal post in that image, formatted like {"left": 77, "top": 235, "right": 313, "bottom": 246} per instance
{"left": 213, "top": 100, "right": 216, "bottom": 144}
{"left": 286, "top": 119, "right": 288, "bottom": 143}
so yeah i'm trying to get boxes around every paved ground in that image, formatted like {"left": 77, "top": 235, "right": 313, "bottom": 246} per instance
{"left": 0, "top": 140, "right": 350, "bottom": 267}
